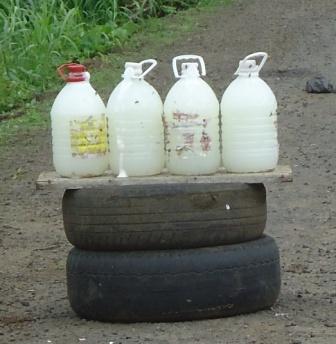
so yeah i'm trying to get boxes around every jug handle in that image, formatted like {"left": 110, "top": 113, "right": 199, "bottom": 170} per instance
{"left": 139, "top": 59, "right": 157, "bottom": 78}
{"left": 172, "top": 55, "right": 206, "bottom": 78}
{"left": 241, "top": 52, "right": 268, "bottom": 73}
{"left": 57, "top": 63, "right": 75, "bottom": 81}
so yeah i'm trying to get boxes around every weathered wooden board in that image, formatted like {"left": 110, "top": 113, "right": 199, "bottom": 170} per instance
{"left": 36, "top": 165, "right": 292, "bottom": 190}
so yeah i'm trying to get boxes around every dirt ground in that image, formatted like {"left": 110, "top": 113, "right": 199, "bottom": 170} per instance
{"left": 1, "top": 0, "right": 336, "bottom": 343}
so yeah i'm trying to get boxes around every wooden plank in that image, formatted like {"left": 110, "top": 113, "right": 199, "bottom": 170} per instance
{"left": 36, "top": 165, "right": 292, "bottom": 191}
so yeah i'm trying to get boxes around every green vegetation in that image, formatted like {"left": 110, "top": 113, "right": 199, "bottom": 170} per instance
{"left": 0, "top": 0, "right": 200, "bottom": 114}
{"left": 0, "top": 0, "right": 232, "bottom": 146}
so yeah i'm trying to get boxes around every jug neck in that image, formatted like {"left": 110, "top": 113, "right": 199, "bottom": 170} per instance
{"left": 234, "top": 53, "right": 268, "bottom": 77}
{"left": 66, "top": 72, "right": 90, "bottom": 85}
{"left": 234, "top": 59, "right": 260, "bottom": 77}
{"left": 180, "top": 63, "right": 200, "bottom": 78}
{"left": 122, "top": 62, "right": 144, "bottom": 80}
{"left": 122, "top": 59, "right": 157, "bottom": 80}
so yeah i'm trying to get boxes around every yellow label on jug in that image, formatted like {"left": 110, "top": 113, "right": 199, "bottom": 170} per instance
{"left": 70, "top": 115, "right": 107, "bottom": 158}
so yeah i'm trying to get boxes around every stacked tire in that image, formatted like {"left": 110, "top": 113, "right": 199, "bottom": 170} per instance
{"left": 63, "top": 183, "right": 280, "bottom": 322}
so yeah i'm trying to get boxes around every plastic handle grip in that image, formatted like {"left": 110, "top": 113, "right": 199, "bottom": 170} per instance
{"left": 139, "top": 59, "right": 157, "bottom": 78}
{"left": 242, "top": 52, "right": 268, "bottom": 73}
{"left": 172, "top": 55, "right": 206, "bottom": 78}
{"left": 57, "top": 63, "right": 71, "bottom": 81}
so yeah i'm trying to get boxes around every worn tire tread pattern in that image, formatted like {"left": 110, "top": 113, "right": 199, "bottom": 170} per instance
{"left": 67, "top": 235, "right": 280, "bottom": 322}
{"left": 63, "top": 183, "right": 267, "bottom": 250}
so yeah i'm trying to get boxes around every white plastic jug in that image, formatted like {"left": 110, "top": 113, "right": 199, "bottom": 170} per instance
{"left": 50, "top": 63, "right": 109, "bottom": 177}
{"left": 163, "top": 55, "right": 221, "bottom": 175}
{"left": 107, "top": 59, "right": 164, "bottom": 177}
{"left": 221, "top": 52, "right": 279, "bottom": 173}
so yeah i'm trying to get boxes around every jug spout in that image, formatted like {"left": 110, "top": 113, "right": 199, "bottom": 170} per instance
{"left": 234, "top": 60, "right": 258, "bottom": 76}
{"left": 181, "top": 63, "right": 200, "bottom": 78}
{"left": 234, "top": 52, "right": 268, "bottom": 77}
{"left": 122, "top": 59, "right": 157, "bottom": 79}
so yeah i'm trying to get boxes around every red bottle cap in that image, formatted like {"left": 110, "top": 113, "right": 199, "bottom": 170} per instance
{"left": 57, "top": 63, "right": 86, "bottom": 82}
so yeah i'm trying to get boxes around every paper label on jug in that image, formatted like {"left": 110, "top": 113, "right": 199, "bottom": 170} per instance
{"left": 166, "top": 112, "right": 212, "bottom": 157}
{"left": 70, "top": 115, "right": 108, "bottom": 158}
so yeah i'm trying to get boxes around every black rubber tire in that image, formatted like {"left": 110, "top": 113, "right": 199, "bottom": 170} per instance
{"left": 67, "top": 235, "right": 280, "bottom": 322}
{"left": 63, "top": 183, "right": 267, "bottom": 250}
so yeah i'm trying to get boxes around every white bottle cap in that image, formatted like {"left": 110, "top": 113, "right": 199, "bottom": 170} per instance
{"left": 234, "top": 60, "right": 258, "bottom": 76}
{"left": 181, "top": 62, "right": 200, "bottom": 77}
{"left": 172, "top": 55, "right": 206, "bottom": 78}
{"left": 234, "top": 52, "right": 268, "bottom": 77}
{"left": 122, "top": 59, "right": 157, "bottom": 79}
{"left": 123, "top": 62, "right": 143, "bottom": 79}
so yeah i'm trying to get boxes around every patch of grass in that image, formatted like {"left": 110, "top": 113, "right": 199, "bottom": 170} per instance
{"left": 0, "top": 103, "right": 49, "bottom": 146}
{"left": 0, "top": 0, "right": 204, "bottom": 114}
{"left": 0, "top": 0, "right": 232, "bottom": 146}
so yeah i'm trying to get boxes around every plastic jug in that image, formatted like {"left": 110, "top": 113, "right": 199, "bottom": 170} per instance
{"left": 221, "top": 52, "right": 279, "bottom": 172}
{"left": 50, "top": 63, "right": 109, "bottom": 177}
{"left": 107, "top": 59, "right": 164, "bottom": 177}
{"left": 163, "top": 55, "right": 220, "bottom": 175}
